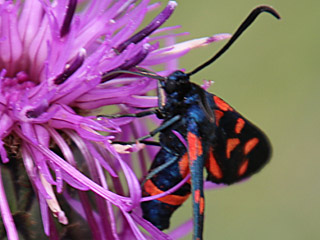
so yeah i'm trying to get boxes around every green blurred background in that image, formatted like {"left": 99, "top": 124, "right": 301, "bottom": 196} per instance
{"left": 152, "top": 0, "right": 320, "bottom": 239}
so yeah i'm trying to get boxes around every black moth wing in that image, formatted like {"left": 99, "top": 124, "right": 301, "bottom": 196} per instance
{"left": 205, "top": 94, "right": 272, "bottom": 185}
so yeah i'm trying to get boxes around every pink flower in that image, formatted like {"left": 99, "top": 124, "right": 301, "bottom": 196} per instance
{"left": 0, "top": 0, "right": 230, "bottom": 239}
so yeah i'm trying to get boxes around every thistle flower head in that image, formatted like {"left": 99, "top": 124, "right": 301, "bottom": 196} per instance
{"left": 0, "top": 0, "right": 230, "bottom": 239}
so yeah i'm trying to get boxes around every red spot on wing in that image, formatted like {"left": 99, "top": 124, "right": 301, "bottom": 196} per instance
{"left": 214, "top": 96, "right": 233, "bottom": 112}
{"left": 194, "top": 189, "right": 200, "bottom": 203}
{"left": 238, "top": 159, "right": 249, "bottom": 176}
{"left": 235, "top": 118, "right": 245, "bottom": 134}
{"left": 143, "top": 180, "right": 190, "bottom": 206}
{"left": 244, "top": 138, "right": 259, "bottom": 155}
{"left": 178, "top": 153, "right": 190, "bottom": 177}
{"left": 199, "top": 197, "right": 204, "bottom": 215}
{"left": 194, "top": 190, "right": 205, "bottom": 215}
{"left": 187, "top": 132, "right": 203, "bottom": 164}
{"left": 226, "top": 138, "right": 240, "bottom": 159}
{"left": 214, "top": 110, "right": 224, "bottom": 126}
{"left": 206, "top": 149, "right": 223, "bottom": 179}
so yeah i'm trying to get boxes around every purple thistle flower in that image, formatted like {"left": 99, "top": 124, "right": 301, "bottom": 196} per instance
{"left": 0, "top": 0, "right": 231, "bottom": 239}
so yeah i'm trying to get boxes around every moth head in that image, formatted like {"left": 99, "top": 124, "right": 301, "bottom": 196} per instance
{"left": 163, "top": 70, "right": 190, "bottom": 94}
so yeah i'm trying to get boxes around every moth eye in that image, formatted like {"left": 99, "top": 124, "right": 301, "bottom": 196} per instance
{"left": 165, "top": 80, "right": 176, "bottom": 93}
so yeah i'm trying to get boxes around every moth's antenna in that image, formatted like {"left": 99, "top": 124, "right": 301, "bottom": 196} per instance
{"left": 187, "top": 5, "right": 280, "bottom": 77}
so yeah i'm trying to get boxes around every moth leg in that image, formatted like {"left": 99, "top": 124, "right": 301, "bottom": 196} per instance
{"left": 137, "top": 115, "right": 181, "bottom": 141}
{"left": 141, "top": 155, "right": 180, "bottom": 187}
{"left": 112, "top": 140, "right": 160, "bottom": 146}
{"left": 112, "top": 141, "right": 176, "bottom": 153}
